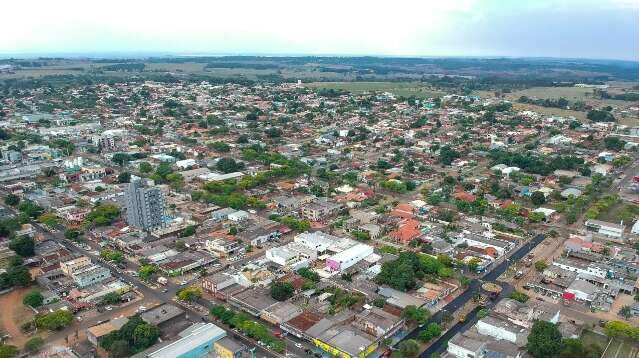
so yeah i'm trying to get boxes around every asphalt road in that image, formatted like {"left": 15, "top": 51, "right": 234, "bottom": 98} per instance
{"left": 393, "top": 233, "right": 546, "bottom": 357}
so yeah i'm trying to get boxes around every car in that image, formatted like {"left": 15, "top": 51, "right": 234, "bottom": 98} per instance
{"left": 162, "top": 288, "right": 168, "bottom": 293}
{"left": 295, "top": 343, "right": 303, "bottom": 349}
{"left": 180, "top": 281, "right": 188, "bottom": 285}
{"left": 105, "top": 306, "right": 112, "bottom": 311}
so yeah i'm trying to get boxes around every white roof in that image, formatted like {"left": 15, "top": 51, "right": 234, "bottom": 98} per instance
{"left": 149, "top": 323, "right": 225, "bottom": 358}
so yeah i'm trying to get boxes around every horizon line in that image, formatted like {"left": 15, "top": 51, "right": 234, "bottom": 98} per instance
{"left": 0, "top": 52, "right": 638, "bottom": 63}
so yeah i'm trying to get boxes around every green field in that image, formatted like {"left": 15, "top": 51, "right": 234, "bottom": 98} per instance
{"left": 305, "top": 81, "right": 444, "bottom": 98}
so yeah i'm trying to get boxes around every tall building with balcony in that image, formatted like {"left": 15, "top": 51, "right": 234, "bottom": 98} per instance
{"left": 126, "top": 178, "right": 166, "bottom": 231}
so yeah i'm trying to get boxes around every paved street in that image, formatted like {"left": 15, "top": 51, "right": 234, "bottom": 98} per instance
{"left": 392, "top": 233, "right": 547, "bottom": 356}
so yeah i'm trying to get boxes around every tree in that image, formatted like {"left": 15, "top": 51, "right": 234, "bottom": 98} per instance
{"left": 216, "top": 157, "right": 243, "bottom": 173}
{"left": 23, "top": 290, "right": 44, "bottom": 307}
{"left": 176, "top": 287, "right": 202, "bottom": 302}
{"left": 620, "top": 305, "right": 633, "bottom": 320}
{"left": 402, "top": 305, "right": 430, "bottom": 325}
{"left": 4, "top": 194, "right": 20, "bottom": 207}
{"left": 117, "top": 172, "right": 131, "bottom": 183}
{"left": 5, "top": 264, "right": 31, "bottom": 287}
{"left": 108, "top": 340, "right": 130, "bottom": 358}
{"left": 528, "top": 212, "right": 545, "bottom": 223}
{"left": 271, "top": 282, "right": 294, "bottom": 301}
{"left": 38, "top": 212, "right": 60, "bottom": 227}
{"left": 24, "top": 337, "right": 45, "bottom": 353}
{"left": 526, "top": 320, "right": 563, "bottom": 358}
{"left": 35, "top": 309, "right": 74, "bottom": 330}
{"left": 508, "top": 291, "right": 529, "bottom": 303}
{"left": 418, "top": 322, "right": 442, "bottom": 342}
{"left": 133, "top": 323, "right": 160, "bottom": 349}
{"left": 84, "top": 203, "right": 120, "bottom": 227}
{"left": 138, "top": 265, "right": 157, "bottom": 281}
{"left": 438, "top": 145, "right": 461, "bottom": 165}
{"left": 112, "top": 153, "right": 132, "bottom": 166}
{"left": 534, "top": 260, "right": 548, "bottom": 272}
{"left": 9, "top": 235, "right": 35, "bottom": 257}
{"left": 64, "top": 229, "right": 81, "bottom": 241}
{"left": 399, "top": 339, "right": 420, "bottom": 357}
{"left": 209, "top": 141, "right": 231, "bottom": 152}
{"left": 531, "top": 191, "right": 546, "bottom": 206}
{"left": 139, "top": 161, "right": 153, "bottom": 173}
{"left": 99, "top": 292, "right": 122, "bottom": 306}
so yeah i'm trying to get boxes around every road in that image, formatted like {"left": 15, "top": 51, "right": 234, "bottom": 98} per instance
{"left": 0, "top": 202, "right": 282, "bottom": 357}
{"left": 392, "top": 233, "right": 546, "bottom": 357}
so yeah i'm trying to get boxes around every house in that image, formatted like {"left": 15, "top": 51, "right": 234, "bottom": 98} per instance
{"left": 87, "top": 317, "right": 129, "bottom": 346}
{"left": 300, "top": 200, "right": 341, "bottom": 221}
{"left": 389, "top": 219, "right": 421, "bottom": 244}
{"left": 352, "top": 307, "right": 402, "bottom": 339}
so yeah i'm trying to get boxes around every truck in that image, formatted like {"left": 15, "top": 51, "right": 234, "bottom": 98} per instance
{"left": 157, "top": 276, "right": 168, "bottom": 286}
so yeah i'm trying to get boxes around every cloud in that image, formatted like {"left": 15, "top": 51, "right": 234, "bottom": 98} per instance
{"left": 0, "top": 0, "right": 637, "bottom": 60}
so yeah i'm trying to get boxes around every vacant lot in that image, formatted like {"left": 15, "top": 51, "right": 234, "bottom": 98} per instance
{"left": 582, "top": 330, "right": 639, "bottom": 358}
{"left": 0, "top": 288, "right": 39, "bottom": 347}
{"left": 306, "top": 81, "right": 444, "bottom": 98}
{"left": 596, "top": 202, "right": 639, "bottom": 223}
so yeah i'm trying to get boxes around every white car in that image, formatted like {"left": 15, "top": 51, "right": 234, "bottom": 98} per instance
{"left": 295, "top": 343, "right": 303, "bottom": 349}
{"left": 105, "top": 306, "right": 112, "bottom": 311}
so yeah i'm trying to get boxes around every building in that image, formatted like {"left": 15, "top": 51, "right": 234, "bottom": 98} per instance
{"left": 126, "top": 178, "right": 167, "bottom": 231}
{"left": 87, "top": 317, "right": 129, "bottom": 346}
{"left": 265, "top": 242, "right": 317, "bottom": 270}
{"left": 60, "top": 256, "right": 92, "bottom": 275}
{"left": 448, "top": 332, "right": 486, "bottom": 358}
{"left": 326, "top": 243, "right": 374, "bottom": 272}
{"left": 214, "top": 336, "right": 246, "bottom": 358}
{"left": 140, "top": 304, "right": 185, "bottom": 327}
{"left": 476, "top": 315, "right": 529, "bottom": 346}
{"left": 71, "top": 264, "right": 112, "bottom": 288}
{"left": 300, "top": 200, "right": 342, "bottom": 221}
{"left": 141, "top": 323, "right": 226, "bottom": 358}
{"left": 585, "top": 219, "right": 624, "bottom": 240}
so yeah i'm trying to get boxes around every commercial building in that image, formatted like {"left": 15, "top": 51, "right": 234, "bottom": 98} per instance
{"left": 60, "top": 256, "right": 92, "bottom": 275}
{"left": 141, "top": 323, "right": 226, "bottom": 358}
{"left": 71, "top": 264, "right": 112, "bottom": 288}
{"left": 326, "top": 243, "right": 374, "bottom": 272}
{"left": 126, "top": 178, "right": 167, "bottom": 231}
{"left": 584, "top": 219, "right": 624, "bottom": 240}
{"left": 214, "top": 336, "right": 246, "bottom": 358}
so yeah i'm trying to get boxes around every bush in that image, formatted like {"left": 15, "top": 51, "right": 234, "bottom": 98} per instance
{"left": 509, "top": 291, "right": 530, "bottom": 303}
{"left": 24, "top": 337, "right": 45, "bottom": 353}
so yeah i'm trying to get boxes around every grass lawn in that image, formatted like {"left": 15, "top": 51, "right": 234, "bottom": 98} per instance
{"left": 582, "top": 330, "right": 610, "bottom": 351}
{"left": 305, "top": 81, "right": 444, "bottom": 98}
{"left": 596, "top": 202, "right": 639, "bottom": 223}
{"left": 603, "top": 338, "right": 639, "bottom": 358}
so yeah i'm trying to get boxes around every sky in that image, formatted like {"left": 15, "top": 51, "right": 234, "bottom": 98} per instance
{"left": 1, "top": 0, "right": 639, "bottom": 60}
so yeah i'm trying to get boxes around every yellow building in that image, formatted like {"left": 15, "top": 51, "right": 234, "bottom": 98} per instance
{"left": 214, "top": 336, "right": 246, "bottom": 358}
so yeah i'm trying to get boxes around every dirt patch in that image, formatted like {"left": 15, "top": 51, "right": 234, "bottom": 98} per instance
{"left": 0, "top": 287, "right": 37, "bottom": 347}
